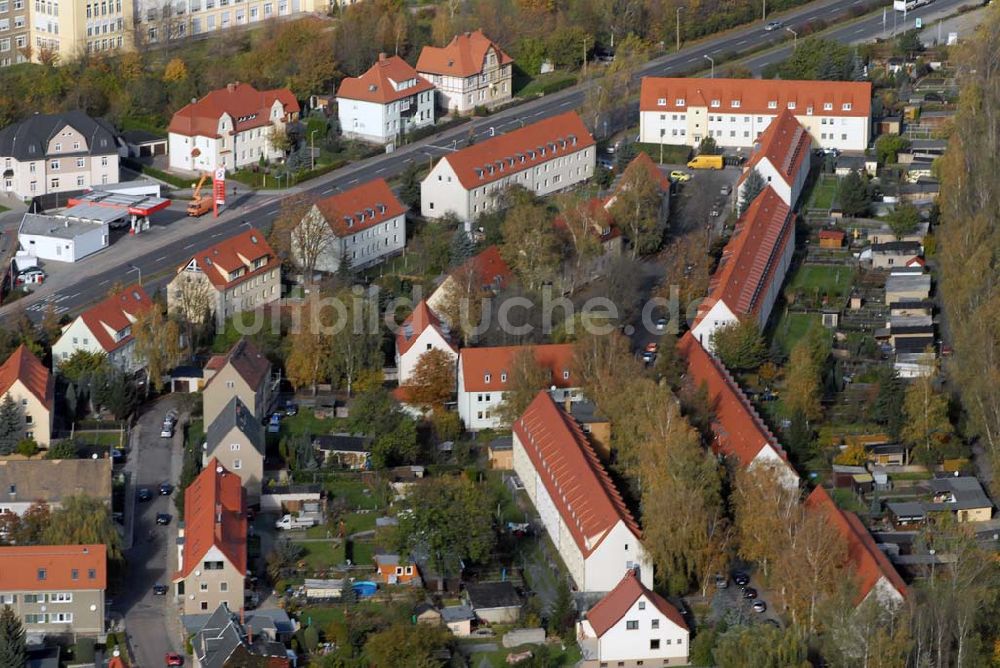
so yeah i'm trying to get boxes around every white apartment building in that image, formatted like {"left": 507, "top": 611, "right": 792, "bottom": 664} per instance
{"left": 457, "top": 343, "right": 580, "bottom": 432}
{"left": 168, "top": 82, "right": 300, "bottom": 173}
{"left": 737, "top": 109, "right": 813, "bottom": 208}
{"left": 639, "top": 77, "right": 872, "bottom": 152}
{"left": 421, "top": 111, "right": 595, "bottom": 225}
{"left": 512, "top": 392, "right": 653, "bottom": 593}
{"left": 291, "top": 177, "right": 406, "bottom": 273}
{"left": 336, "top": 54, "right": 435, "bottom": 146}
{"left": 52, "top": 284, "right": 151, "bottom": 373}
{"left": 416, "top": 29, "right": 514, "bottom": 114}
{"left": 0, "top": 111, "right": 121, "bottom": 200}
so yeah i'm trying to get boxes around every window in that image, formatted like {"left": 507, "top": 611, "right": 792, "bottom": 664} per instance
{"left": 710, "top": 99, "right": 720, "bottom": 108}
{"left": 656, "top": 97, "right": 666, "bottom": 106}
{"left": 25, "top": 614, "right": 45, "bottom": 624}
{"left": 484, "top": 373, "right": 491, "bottom": 383}
{"left": 23, "top": 594, "right": 38, "bottom": 603}
{"left": 787, "top": 101, "right": 796, "bottom": 110}
{"left": 200, "top": 582, "right": 208, "bottom": 591}
{"left": 233, "top": 459, "right": 242, "bottom": 470}
{"left": 650, "top": 639, "right": 660, "bottom": 650}
{"left": 88, "top": 568, "right": 96, "bottom": 579}
{"left": 842, "top": 102, "right": 852, "bottom": 111}
{"left": 823, "top": 102, "right": 833, "bottom": 110}
{"left": 50, "top": 159, "right": 59, "bottom": 170}
{"left": 201, "top": 601, "right": 209, "bottom": 610}
{"left": 52, "top": 613, "right": 73, "bottom": 623}
{"left": 37, "top": 568, "right": 46, "bottom": 580}
{"left": 76, "top": 158, "right": 84, "bottom": 168}
{"left": 731, "top": 100, "right": 740, "bottom": 108}
{"left": 767, "top": 100, "right": 777, "bottom": 109}
{"left": 675, "top": 98, "right": 684, "bottom": 106}
{"left": 651, "top": 619, "right": 660, "bottom": 629}
{"left": 230, "top": 443, "right": 240, "bottom": 451}
{"left": 220, "top": 582, "right": 228, "bottom": 592}
{"left": 0, "top": 595, "right": 14, "bottom": 605}
{"left": 54, "top": 143, "right": 61, "bottom": 151}
{"left": 638, "top": 601, "right": 646, "bottom": 610}
{"left": 500, "top": 372, "right": 507, "bottom": 382}
{"left": 626, "top": 620, "right": 639, "bottom": 630}
{"left": 51, "top": 593, "right": 72, "bottom": 602}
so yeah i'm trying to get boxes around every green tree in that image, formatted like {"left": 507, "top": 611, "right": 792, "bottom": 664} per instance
{"left": 872, "top": 366, "right": 906, "bottom": 440}
{"left": 739, "top": 168, "right": 766, "bottom": 214}
{"left": 397, "top": 476, "right": 496, "bottom": 578}
{"left": 774, "top": 37, "right": 852, "bottom": 80}
{"left": 886, "top": 202, "right": 921, "bottom": 240}
{"left": 398, "top": 162, "right": 422, "bottom": 210}
{"left": 43, "top": 495, "right": 123, "bottom": 562}
{"left": 0, "top": 605, "right": 26, "bottom": 668}
{"left": 15, "top": 439, "right": 38, "bottom": 457}
{"left": 132, "top": 304, "right": 183, "bottom": 394}
{"left": 44, "top": 440, "right": 79, "bottom": 459}
{"left": 784, "top": 333, "right": 825, "bottom": 423}
{"left": 500, "top": 201, "right": 561, "bottom": 291}
{"left": 363, "top": 623, "right": 451, "bottom": 668}
{"left": 91, "top": 367, "right": 137, "bottom": 419}
{"left": 547, "top": 578, "right": 574, "bottom": 638}
{"left": 496, "top": 348, "right": 551, "bottom": 426}
{"left": 875, "top": 134, "right": 911, "bottom": 165}
{"left": 0, "top": 395, "right": 22, "bottom": 456}
{"left": 608, "top": 159, "right": 665, "bottom": 258}
{"left": 266, "top": 538, "right": 305, "bottom": 580}
{"left": 15, "top": 501, "right": 50, "bottom": 544}
{"left": 712, "top": 624, "right": 810, "bottom": 667}
{"left": 448, "top": 229, "right": 475, "bottom": 268}
{"left": 710, "top": 319, "right": 767, "bottom": 372}
{"left": 699, "top": 136, "right": 720, "bottom": 155}
{"left": 902, "top": 371, "right": 954, "bottom": 464}
{"left": 838, "top": 169, "right": 871, "bottom": 217}
{"left": 348, "top": 388, "right": 418, "bottom": 468}
{"left": 326, "top": 287, "right": 383, "bottom": 396}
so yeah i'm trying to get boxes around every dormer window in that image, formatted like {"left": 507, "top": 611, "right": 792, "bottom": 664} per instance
{"left": 562, "top": 370, "right": 570, "bottom": 380}
{"left": 710, "top": 99, "right": 720, "bottom": 108}
{"left": 823, "top": 102, "right": 833, "bottom": 111}
{"left": 806, "top": 106, "right": 813, "bottom": 115}
{"left": 484, "top": 373, "right": 491, "bottom": 383}
{"left": 842, "top": 102, "right": 852, "bottom": 111}
{"left": 787, "top": 101, "right": 796, "bottom": 110}
{"left": 730, "top": 100, "right": 740, "bottom": 108}
{"left": 675, "top": 98, "right": 685, "bottom": 106}
{"left": 501, "top": 372, "right": 507, "bottom": 382}
{"left": 768, "top": 100, "right": 777, "bottom": 109}
{"left": 657, "top": 97, "right": 666, "bottom": 106}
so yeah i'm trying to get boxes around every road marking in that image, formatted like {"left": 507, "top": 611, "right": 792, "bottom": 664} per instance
{"left": 375, "top": 167, "right": 386, "bottom": 174}
{"left": 263, "top": 209, "right": 278, "bottom": 216}
{"left": 67, "top": 292, "right": 79, "bottom": 299}
{"left": 183, "top": 243, "right": 195, "bottom": 249}
{"left": 323, "top": 187, "right": 335, "bottom": 194}
{"left": 557, "top": 99, "right": 574, "bottom": 107}
{"left": 736, "top": 39, "right": 748, "bottom": 45}
{"left": 155, "top": 255, "right": 167, "bottom": 262}
{"left": 853, "top": 26, "right": 866, "bottom": 34}
{"left": 99, "top": 279, "right": 110, "bottom": 286}
{"left": 211, "top": 233, "right": 222, "bottom": 238}
{"left": 687, "top": 57, "right": 699, "bottom": 63}
{"left": 347, "top": 178, "right": 359, "bottom": 185}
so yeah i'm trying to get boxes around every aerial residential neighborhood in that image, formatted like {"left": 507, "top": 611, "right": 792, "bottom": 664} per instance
{"left": 0, "top": 0, "right": 996, "bottom": 665}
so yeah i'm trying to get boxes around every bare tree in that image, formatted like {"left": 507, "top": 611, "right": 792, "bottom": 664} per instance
{"left": 290, "top": 206, "right": 334, "bottom": 283}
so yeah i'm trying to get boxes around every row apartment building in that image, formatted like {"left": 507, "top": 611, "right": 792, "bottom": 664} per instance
{"left": 421, "top": 111, "right": 596, "bottom": 225}
{"left": 736, "top": 109, "right": 813, "bottom": 208}
{"left": 639, "top": 77, "right": 872, "bottom": 152}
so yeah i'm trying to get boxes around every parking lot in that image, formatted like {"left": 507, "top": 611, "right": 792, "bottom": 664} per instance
{"left": 708, "top": 570, "right": 783, "bottom": 629}
{"left": 668, "top": 165, "right": 741, "bottom": 239}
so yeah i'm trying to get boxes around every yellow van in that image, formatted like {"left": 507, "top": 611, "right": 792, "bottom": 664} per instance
{"left": 687, "top": 155, "right": 724, "bottom": 170}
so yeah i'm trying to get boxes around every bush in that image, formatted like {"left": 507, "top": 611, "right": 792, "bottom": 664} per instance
{"left": 74, "top": 638, "right": 96, "bottom": 663}
{"left": 15, "top": 439, "right": 39, "bottom": 457}
{"left": 303, "top": 624, "right": 320, "bottom": 652}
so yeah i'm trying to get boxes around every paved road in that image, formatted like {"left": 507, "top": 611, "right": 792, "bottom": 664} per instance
{"left": 120, "top": 396, "right": 186, "bottom": 668}
{"left": 0, "top": 0, "right": 974, "bottom": 325}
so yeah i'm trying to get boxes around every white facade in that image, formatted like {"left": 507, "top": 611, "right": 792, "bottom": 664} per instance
{"left": 337, "top": 89, "right": 435, "bottom": 146}
{"left": 1, "top": 125, "right": 119, "bottom": 200}
{"left": 578, "top": 596, "right": 689, "bottom": 666}
{"left": 293, "top": 207, "right": 405, "bottom": 274}
{"left": 421, "top": 145, "right": 595, "bottom": 224}
{"left": 456, "top": 362, "right": 580, "bottom": 431}
{"left": 395, "top": 325, "right": 456, "bottom": 386}
{"left": 18, "top": 218, "right": 108, "bottom": 263}
{"left": 738, "top": 152, "right": 810, "bottom": 209}
{"left": 52, "top": 316, "right": 141, "bottom": 373}
{"left": 690, "top": 299, "right": 738, "bottom": 353}
{"left": 513, "top": 429, "right": 652, "bottom": 593}
{"left": 169, "top": 99, "right": 291, "bottom": 172}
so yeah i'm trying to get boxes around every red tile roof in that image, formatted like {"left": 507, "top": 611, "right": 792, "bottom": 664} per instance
{"left": 553, "top": 198, "right": 621, "bottom": 243}
{"left": 176, "top": 459, "right": 247, "bottom": 579}
{"left": 77, "top": 284, "right": 152, "bottom": 354}
{"left": 804, "top": 486, "right": 908, "bottom": 603}
{"left": 337, "top": 54, "right": 434, "bottom": 105}
{"left": 459, "top": 343, "right": 575, "bottom": 393}
{"left": 203, "top": 338, "right": 271, "bottom": 392}
{"left": 313, "top": 178, "right": 407, "bottom": 237}
{"left": 178, "top": 227, "right": 278, "bottom": 291}
{"left": 617, "top": 151, "right": 672, "bottom": 193}
{"left": 416, "top": 29, "right": 514, "bottom": 78}
{"left": 0, "top": 344, "right": 52, "bottom": 407}
{"left": 740, "top": 110, "right": 812, "bottom": 186}
{"left": 440, "top": 112, "right": 595, "bottom": 190}
{"left": 513, "top": 392, "right": 641, "bottom": 556}
{"left": 697, "top": 186, "right": 793, "bottom": 321}
{"left": 396, "top": 299, "right": 456, "bottom": 356}
{"left": 586, "top": 569, "right": 687, "bottom": 636}
{"left": 168, "top": 83, "right": 299, "bottom": 138}
{"left": 640, "top": 77, "right": 872, "bottom": 118}
{"left": 0, "top": 544, "right": 106, "bottom": 591}
{"left": 678, "top": 333, "right": 795, "bottom": 476}
{"left": 455, "top": 245, "right": 512, "bottom": 291}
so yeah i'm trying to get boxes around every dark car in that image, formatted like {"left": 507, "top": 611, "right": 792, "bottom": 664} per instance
{"left": 137, "top": 488, "right": 153, "bottom": 502}
{"left": 111, "top": 448, "right": 125, "bottom": 463}
{"left": 752, "top": 600, "right": 767, "bottom": 613}
{"left": 285, "top": 401, "right": 299, "bottom": 416}
{"left": 743, "top": 587, "right": 758, "bottom": 600}
{"left": 152, "top": 584, "right": 168, "bottom": 596}
{"left": 156, "top": 513, "right": 171, "bottom": 526}
{"left": 732, "top": 571, "right": 750, "bottom": 587}
{"left": 159, "top": 482, "right": 174, "bottom": 496}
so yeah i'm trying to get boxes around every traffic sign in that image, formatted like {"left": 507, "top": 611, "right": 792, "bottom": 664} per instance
{"left": 915, "top": 17, "right": 922, "bottom": 28}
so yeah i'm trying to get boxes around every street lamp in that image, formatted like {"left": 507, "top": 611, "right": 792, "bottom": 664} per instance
{"left": 676, "top": 6, "right": 685, "bottom": 52}
{"left": 786, "top": 26, "right": 798, "bottom": 49}
{"left": 704, "top": 54, "right": 715, "bottom": 78}
{"left": 127, "top": 263, "right": 141, "bottom": 287}
{"left": 762, "top": 0, "right": 767, "bottom": 22}
{"left": 310, "top": 130, "right": 319, "bottom": 171}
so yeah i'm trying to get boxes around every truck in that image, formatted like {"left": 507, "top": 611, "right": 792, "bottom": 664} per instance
{"left": 186, "top": 173, "right": 212, "bottom": 217}
{"left": 275, "top": 512, "right": 322, "bottom": 530}
{"left": 687, "top": 155, "right": 725, "bottom": 170}
{"left": 893, "top": 0, "right": 932, "bottom": 11}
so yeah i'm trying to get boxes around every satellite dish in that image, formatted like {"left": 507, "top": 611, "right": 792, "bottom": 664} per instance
{"left": 217, "top": 465, "right": 224, "bottom": 474}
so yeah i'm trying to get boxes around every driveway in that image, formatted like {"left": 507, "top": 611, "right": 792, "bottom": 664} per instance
{"left": 121, "top": 395, "right": 187, "bottom": 666}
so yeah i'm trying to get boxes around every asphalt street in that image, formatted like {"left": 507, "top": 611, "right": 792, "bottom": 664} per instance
{"left": 0, "top": 0, "right": 974, "bottom": 324}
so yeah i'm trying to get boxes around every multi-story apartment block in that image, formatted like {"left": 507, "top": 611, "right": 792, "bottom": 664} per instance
{"left": 0, "top": 111, "right": 121, "bottom": 200}
{"left": 292, "top": 177, "right": 406, "bottom": 274}
{"left": 174, "top": 459, "right": 247, "bottom": 615}
{"left": 416, "top": 29, "right": 513, "bottom": 114}
{"left": 0, "top": 544, "right": 107, "bottom": 638}
{"left": 0, "top": 0, "right": 31, "bottom": 67}
{"left": 736, "top": 109, "right": 812, "bottom": 208}
{"left": 336, "top": 54, "right": 435, "bottom": 146}
{"left": 52, "top": 284, "right": 151, "bottom": 373}
{"left": 167, "top": 227, "right": 281, "bottom": 323}
{"left": 421, "top": 111, "right": 596, "bottom": 224}
{"left": 201, "top": 337, "right": 272, "bottom": 426}
{"left": 0, "top": 344, "right": 54, "bottom": 446}
{"left": 139, "top": 0, "right": 326, "bottom": 45}
{"left": 168, "top": 82, "right": 299, "bottom": 172}
{"left": 203, "top": 396, "right": 264, "bottom": 505}
{"left": 639, "top": 78, "right": 872, "bottom": 152}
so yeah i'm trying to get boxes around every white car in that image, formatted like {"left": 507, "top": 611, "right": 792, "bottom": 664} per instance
{"left": 764, "top": 20, "right": 783, "bottom": 31}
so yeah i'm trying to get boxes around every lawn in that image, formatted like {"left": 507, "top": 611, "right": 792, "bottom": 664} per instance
{"left": 305, "top": 511, "right": 376, "bottom": 538}
{"left": 298, "top": 540, "right": 340, "bottom": 571}
{"left": 279, "top": 408, "right": 345, "bottom": 439}
{"left": 0, "top": 204, "right": 9, "bottom": 213}
{"left": 807, "top": 175, "right": 839, "bottom": 210}
{"left": 515, "top": 70, "right": 577, "bottom": 98}
{"left": 74, "top": 430, "right": 125, "bottom": 448}
{"left": 323, "top": 477, "right": 382, "bottom": 511}
{"left": 771, "top": 310, "right": 821, "bottom": 357}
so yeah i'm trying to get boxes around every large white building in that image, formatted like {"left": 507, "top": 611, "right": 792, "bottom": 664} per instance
{"left": 0, "top": 111, "right": 121, "bottom": 200}
{"left": 168, "top": 82, "right": 300, "bottom": 173}
{"left": 457, "top": 343, "right": 579, "bottom": 431}
{"left": 420, "top": 111, "right": 596, "bottom": 225}
{"left": 577, "top": 570, "right": 690, "bottom": 667}
{"left": 513, "top": 392, "right": 653, "bottom": 593}
{"left": 52, "top": 284, "right": 152, "bottom": 373}
{"left": 736, "top": 109, "right": 813, "bottom": 208}
{"left": 416, "top": 29, "right": 514, "bottom": 114}
{"left": 291, "top": 177, "right": 406, "bottom": 274}
{"left": 639, "top": 77, "right": 872, "bottom": 152}
{"left": 336, "top": 54, "right": 435, "bottom": 146}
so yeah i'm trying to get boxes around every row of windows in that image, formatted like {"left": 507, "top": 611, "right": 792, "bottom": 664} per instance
{"left": 0, "top": 1, "right": 24, "bottom": 14}
{"left": 33, "top": 0, "right": 56, "bottom": 15}
{"left": 0, "top": 591, "right": 75, "bottom": 604}
{"left": 25, "top": 613, "right": 73, "bottom": 623}
{"left": 198, "top": 580, "right": 230, "bottom": 591}
{"left": 86, "top": 35, "right": 122, "bottom": 51}
{"left": 0, "top": 15, "right": 25, "bottom": 30}
{"left": 87, "top": 20, "right": 125, "bottom": 37}
{"left": 655, "top": 96, "right": 852, "bottom": 113}
{"left": 85, "top": 0, "right": 121, "bottom": 16}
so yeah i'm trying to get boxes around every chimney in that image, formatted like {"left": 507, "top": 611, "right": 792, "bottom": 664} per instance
{"left": 378, "top": 52, "right": 387, "bottom": 62}
{"left": 563, "top": 397, "right": 572, "bottom": 414}
{"left": 214, "top": 502, "right": 223, "bottom": 542}
{"left": 227, "top": 82, "right": 238, "bottom": 92}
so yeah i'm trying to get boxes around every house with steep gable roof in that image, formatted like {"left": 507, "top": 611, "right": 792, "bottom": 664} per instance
{"left": 457, "top": 343, "right": 579, "bottom": 431}
{"left": 678, "top": 333, "right": 799, "bottom": 489}
{"left": 168, "top": 82, "right": 300, "bottom": 172}
{"left": 0, "top": 344, "right": 54, "bottom": 446}
{"left": 292, "top": 177, "right": 407, "bottom": 274}
{"left": 604, "top": 151, "right": 672, "bottom": 226}
{"left": 204, "top": 396, "right": 265, "bottom": 504}
{"left": 426, "top": 244, "right": 511, "bottom": 315}
{"left": 639, "top": 77, "right": 871, "bottom": 151}
{"left": 53, "top": 284, "right": 152, "bottom": 374}
{"left": 421, "top": 112, "right": 596, "bottom": 224}
{"left": 201, "top": 338, "right": 273, "bottom": 426}
{"left": 336, "top": 54, "right": 435, "bottom": 145}
{"left": 737, "top": 109, "right": 813, "bottom": 208}
{"left": 512, "top": 392, "right": 652, "bottom": 592}
{"left": 174, "top": 459, "right": 247, "bottom": 615}
{"left": 804, "top": 486, "right": 907, "bottom": 607}
{"left": 0, "top": 458, "right": 111, "bottom": 517}
{"left": 167, "top": 227, "right": 281, "bottom": 323}
{"left": 395, "top": 299, "right": 457, "bottom": 386}
{"left": 577, "top": 569, "right": 689, "bottom": 666}
{"left": 690, "top": 186, "right": 795, "bottom": 350}
{"left": 416, "top": 29, "right": 514, "bottom": 114}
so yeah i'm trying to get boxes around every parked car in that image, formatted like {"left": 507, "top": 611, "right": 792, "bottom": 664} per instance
{"left": 152, "top": 584, "right": 168, "bottom": 596}
{"left": 752, "top": 600, "right": 767, "bottom": 613}
{"left": 16, "top": 268, "right": 46, "bottom": 285}
{"left": 267, "top": 413, "right": 281, "bottom": 434}
{"left": 159, "top": 482, "right": 173, "bottom": 496}
{"left": 111, "top": 448, "right": 125, "bottom": 463}
{"left": 159, "top": 422, "right": 174, "bottom": 438}
{"left": 137, "top": 488, "right": 153, "bottom": 502}
{"left": 156, "top": 513, "right": 171, "bottom": 526}
{"left": 743, "top": 587, "right": 759, "bottom": 599}
{"left": 645, "top": 342, "right": 658, "bottom": 354}
{"left": 720, "top": 185, "right": 731, "bottom": 196}
{"left": 714, "top": 574, "right": 729, "bottom": 589}
{"left": 166, "top": 653, "right": 184, "bottom": 666}
{"left": 656, "top": 317, "right": 668, "bottom": 331}
{"left": 764, "top": 19, "right": 783, "bottom": 31}
{"left": 733, "top": 571, "right": 750, "bottom": 587}
{"left": 669, "top": 170, "right": 692, "bottom": 182}
{"left": 284, "top": 401, "right": 299, "bottom": 416}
